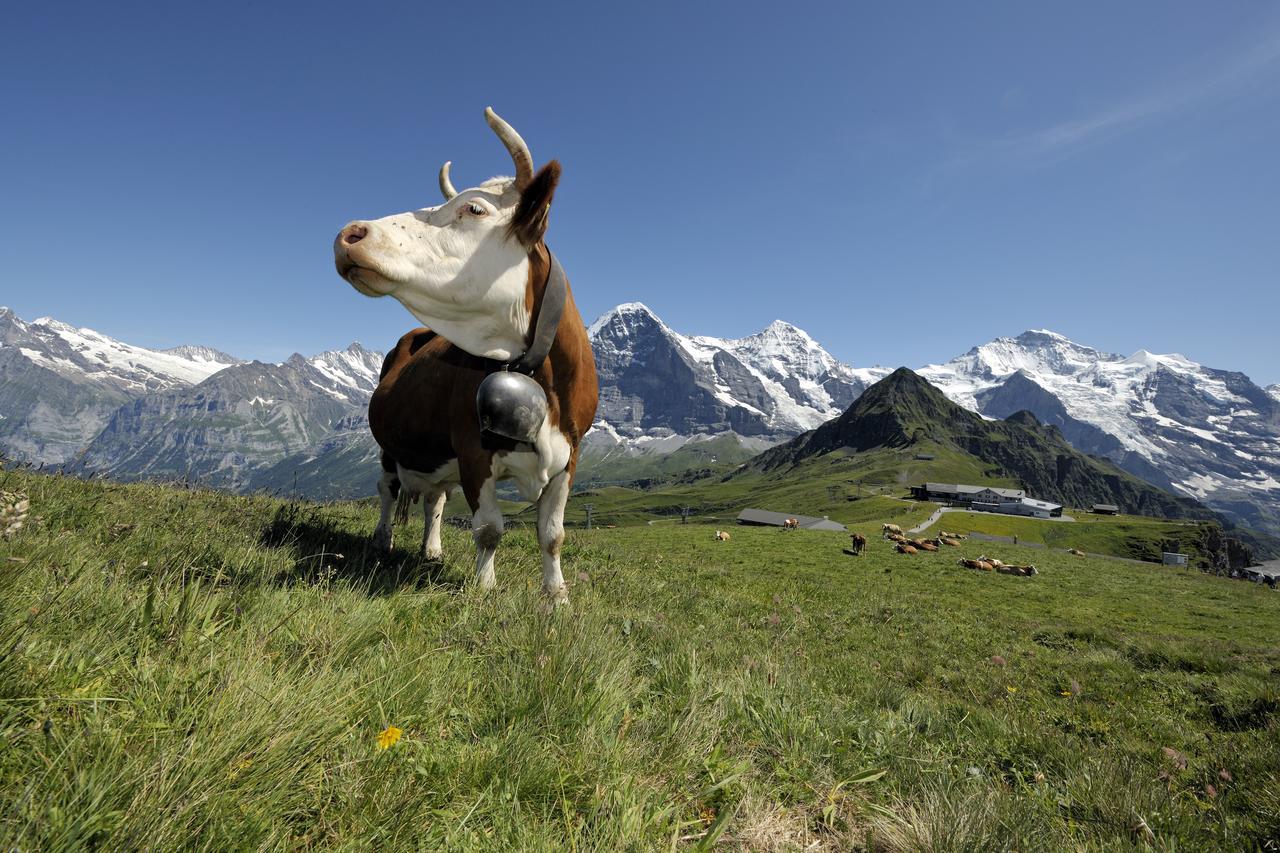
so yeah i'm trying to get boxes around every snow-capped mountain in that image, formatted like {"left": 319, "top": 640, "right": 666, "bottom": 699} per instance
{"left": 918, "top": 330, "right": 1280, "bottom": 533}
{"left": 0, "top": 307, "right": 384, "bottom": 497}
{"left": 2, "top": 304, "right": 1276, "bottom": 534}
{"left": 0, "top": 309, "right": 239, "bottom": 394}
{"left": 0, "top": 307, "right": 242, "bottom": 463}
{"left": 588, "top": 302, "right": 887, "bottom": 450}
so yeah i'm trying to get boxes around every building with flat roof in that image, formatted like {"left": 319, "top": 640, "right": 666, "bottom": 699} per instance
{"left": 911, "top": 482, "right": 1063, "bottom": 519}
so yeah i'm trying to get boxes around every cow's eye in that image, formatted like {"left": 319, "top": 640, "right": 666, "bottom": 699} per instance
{"left": 465, "top": 202, "right": 487, "bottom": 217}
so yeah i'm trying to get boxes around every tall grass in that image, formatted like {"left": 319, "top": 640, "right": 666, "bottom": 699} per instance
{"left": 1, "top": 469, "right": 1277, "bottom": 849}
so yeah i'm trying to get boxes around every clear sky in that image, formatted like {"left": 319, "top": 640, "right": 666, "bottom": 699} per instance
{"left": 2, "top": 2, "right": 1278, "bottom": 383}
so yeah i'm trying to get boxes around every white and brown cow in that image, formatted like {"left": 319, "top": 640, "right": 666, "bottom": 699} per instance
{"left": 333, "top": 108, "right": 598, "bottom": 604}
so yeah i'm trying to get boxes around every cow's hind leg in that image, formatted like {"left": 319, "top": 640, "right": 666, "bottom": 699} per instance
{"left": 373, "top": 470, "right": 399, "bottom": 552}
{"left": 421, "top": 489, "right": 447, "bottom": 561}
{"left": 466, "top": 475, "right": 503, "bottom": 591}
{"left": 537, "top": 469, "right": 572, "bottom": 606}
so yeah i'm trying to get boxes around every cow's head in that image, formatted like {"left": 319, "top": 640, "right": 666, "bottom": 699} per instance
{"left": 334, "top": 108, "right": 560, "bottom": 360}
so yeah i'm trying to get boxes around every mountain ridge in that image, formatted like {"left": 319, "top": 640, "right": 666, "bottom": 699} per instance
{"left": 0, "top": 305, "right": 1275, "bottom": 537}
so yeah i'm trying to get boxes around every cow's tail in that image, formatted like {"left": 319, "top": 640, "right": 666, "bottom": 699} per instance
{"left": 395, "top": 490, "right": 419, "bottom": 525}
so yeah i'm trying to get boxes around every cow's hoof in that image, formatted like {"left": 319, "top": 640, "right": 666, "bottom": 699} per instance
{"left": 539, "top": 586, "right": 570, "bottom": 613}
{"left": 422, "top": 548, "right": 443, "bottom": 562}
{"left": 373, "top": 527, "right": 393, "bottom": 553}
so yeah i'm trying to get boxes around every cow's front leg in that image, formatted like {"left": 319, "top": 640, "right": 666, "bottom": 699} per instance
{"left": 537, "top": 469, "right": 572, "bottom": 605}
{"left": 469, "top": 476, "right": 503, "bottom": 590}
{"left": 421, "top": 489, "right": 447, "bottom": 561}
{"left": 373, "top": 471, "right": 398, "bottom": 552}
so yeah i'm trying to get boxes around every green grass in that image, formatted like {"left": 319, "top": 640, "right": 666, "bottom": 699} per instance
{"left": 1, "top": 470, "right": 1278, "bottom": 849}
{"left": 916, "top": 509, "right": 1233, "bottom": 566}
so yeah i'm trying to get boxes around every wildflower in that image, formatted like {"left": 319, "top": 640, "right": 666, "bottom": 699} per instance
{"left": 1060, "top": 690, "right": 1072, "bottom": 697}
{"left": 1006, "top": 685, "right": 1018, "bottom": 693}
{"left": 377, "top": 725, "right": 403, "bottom": 750}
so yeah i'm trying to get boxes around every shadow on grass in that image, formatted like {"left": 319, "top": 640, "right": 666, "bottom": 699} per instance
{"left": 258, "top": 502, "right": 464, "bottom": 596}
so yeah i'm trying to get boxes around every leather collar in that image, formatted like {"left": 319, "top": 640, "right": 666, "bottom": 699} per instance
{"left": 507, "top": 249, "right": 566, "bottom": 376}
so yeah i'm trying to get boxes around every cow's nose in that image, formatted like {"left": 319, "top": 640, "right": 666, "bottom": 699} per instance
{"left": 340, "top": 223, "right": 369, "bottom": 245}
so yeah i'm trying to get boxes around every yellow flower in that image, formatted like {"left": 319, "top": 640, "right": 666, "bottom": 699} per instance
{"left": 1006, "top": 686, "right": 1018, "bottom": 693}
{"left": 1060, "top": 690, "right": 1072, "bottom": 697}
{"left": 377, "top": 725, "right": 403, "bottom": 750}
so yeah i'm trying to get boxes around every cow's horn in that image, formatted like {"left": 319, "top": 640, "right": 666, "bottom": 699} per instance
{"left": 438, "top": 161, "right": 458, "bottom": 200}
{"left": 485, "top": 107, "right": 534, "bottom": 192}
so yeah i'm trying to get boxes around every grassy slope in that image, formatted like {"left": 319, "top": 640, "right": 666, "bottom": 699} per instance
{"left": 1, "top": 470, "right": 1278, "bottom": 849}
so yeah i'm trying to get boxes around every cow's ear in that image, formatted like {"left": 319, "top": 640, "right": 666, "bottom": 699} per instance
{"left": 508, "top": 160, "right": 560, "bottom": 247}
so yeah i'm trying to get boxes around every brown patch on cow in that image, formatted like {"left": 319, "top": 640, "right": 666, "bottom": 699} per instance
{"left": 545, "top": 535, "right": 563, "bottom": 558}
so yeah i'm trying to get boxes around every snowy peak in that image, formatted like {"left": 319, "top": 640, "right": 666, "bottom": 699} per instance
{"left": 587, "top": 302, "right": 667, "bottom": 339}
{"left": 921, "top": 328, "right": 1280, "bottom": 531}
{"left": 1268, "top": 384, "right": 1280, "bottom": 403}
{"left": 307, "top": 343, "right": 383, "bottom": 394}
{"left": 1, "top": 307, "right": 238, "bottom": 393}
{"left": 163, "top": 345, "right": 243, "bottom": 366}
{"left": 587, "top": 303, "right": 886, "bottom": 438}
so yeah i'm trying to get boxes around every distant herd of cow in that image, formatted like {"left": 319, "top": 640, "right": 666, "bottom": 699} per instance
{"left": 707, "top": 521, "right": 1040, "bottom": 577}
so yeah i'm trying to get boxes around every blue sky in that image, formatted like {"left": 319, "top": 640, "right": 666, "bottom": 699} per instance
{"left": 2, "top": 1, "right": 1278, "bottom": 383}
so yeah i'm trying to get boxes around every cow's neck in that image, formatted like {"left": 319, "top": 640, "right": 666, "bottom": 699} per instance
{"left": 396, "top": 259, "right": 534, "bottom": 362}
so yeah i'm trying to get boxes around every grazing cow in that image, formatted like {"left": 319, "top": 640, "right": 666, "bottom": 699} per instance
{"left": 849, "top": 532, "right": 867, "bottom": 555}
{"left": 1067, "top": 548, "right": 1086, "bottom": 557}
{"left": 333, "top": 109, "right": 599, "bottom": 605}
{"left": 961, "top": 559, "right": 995, "bottom": 572}
{"left": 897, "top": 544, "right": 918, "bottom": 555}
{"left": 715, "top": 530, "right": 731, "bottom": 541}
{"left": 997, "top": 564, "right": 1038, "bottom": 577}
{"left": 882, "top": 523, "right": 903, "bottom": 537}
{"left": 783, "top": 518, "right": 800, "bottom": 530}
{"left": 917, "top": 542, "right": 939, "bottom": 552}
{"left": 940, "top": 537, "right": 961, "bottom": 547}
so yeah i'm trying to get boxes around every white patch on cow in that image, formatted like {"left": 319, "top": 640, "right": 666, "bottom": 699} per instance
{"left": 537, "top": 470, "right": 571, "bottom": 604}
{"left": 397, "top": 459, "right": 460, "bottom": 495}
{"left": 338, "top": 178, "right": 534, "bottom": 361}
{"left": 422, "top": 490, "right": 447, "bottom": 560}
{"left": 494, "top": 421, "right": 573, "bottom": 501}
{"left": 471, "top": 466, "right": 503, "bottom": 591}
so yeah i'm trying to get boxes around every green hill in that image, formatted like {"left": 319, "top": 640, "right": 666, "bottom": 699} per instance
{"left": 748, "top": 368, "right": 1217, "bottom": 523}
{"left": 1, "top": 469, "right": 1277, "bottom": 849}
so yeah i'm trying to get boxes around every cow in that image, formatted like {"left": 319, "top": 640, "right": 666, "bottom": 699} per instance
{"left": 849, "top": 532, "right": 867, "bottom": 555}
{"left": 882, "top": 523, "right": 903, "bottom": 537}
{"left": 783, "top": 518, "right": 800, "bottom": 530}
{"left": 715, "top": 530, "right": 731, "bottom": 541}
{"left": 333, "top": 108, "right": 599, "bottom": 606}
{"left": 897, "top": 544, "right": 918, "bottom": 555}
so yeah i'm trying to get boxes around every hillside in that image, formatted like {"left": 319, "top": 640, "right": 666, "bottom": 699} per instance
{"left": 749, "top": 368, "right": 1220, "bottom": 524}
{"left": 1, "top": 470, "right": 1277, "bottom": 848}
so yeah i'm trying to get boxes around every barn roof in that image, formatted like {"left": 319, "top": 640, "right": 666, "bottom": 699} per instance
{"left": 736, "top": 509, "right": 847, "bottom": 532}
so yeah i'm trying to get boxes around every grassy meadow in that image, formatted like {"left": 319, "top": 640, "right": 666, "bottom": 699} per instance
{"left": 1, "top": 469, "right": 1278, "bottom": 849}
